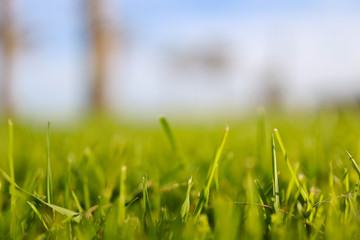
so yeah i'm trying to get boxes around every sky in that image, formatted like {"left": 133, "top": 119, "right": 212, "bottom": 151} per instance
{"left": 3, "top": 0, "right": 360, "bottom": 120}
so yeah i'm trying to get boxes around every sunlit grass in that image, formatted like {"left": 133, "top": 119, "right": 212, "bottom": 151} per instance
{"left": 0, "top": 109, "right": 360, "bottom": 238}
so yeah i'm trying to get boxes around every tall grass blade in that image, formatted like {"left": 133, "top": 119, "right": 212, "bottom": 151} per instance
{"left": 244, "top": 172, "right": 263, "bottom": 240}
{"left": 8, "top": 119, "right": 17, "bottom": 238}
{"left": 158, "top": 117, "right": 186, "bottom": 182}
{"left": 159, "top": 117, "right": 178, "bottom": 153}
{"left": 285, "top": 163, "right": 299, "bottom": 204}
{"left": 27, "top": 201, "right": 49, "bottom": 230}
{"left": 273, "top": 129, "right": 309, "bottom": 203}
{"left": 83, "top": 176, "right": 90, "bottom": 210}
{"left": 118, "top": 166, "right": 127, "bottom": 226}
{"left": 346, "top": 151, "right": 360, "bottom": 178}
{"left": 65, "top": 157, "right": 72, "bottom": 208}
{"left": 254, "top": 179, "right": 268, "bottom": 206}
{"left": 8, "top": 119, "right": 15, "bottom": 196}
{"left": 47, "top": 122, "right": 53, "bottom": 205}
{"left": 254, "top": 179, "right": 271, "bottom": 228}
{"left": 0, "top": 179, "right": 2, "bottom": 217}
{"left": 271, "top": 134, "right": 280, "bottom": 213}
{"left": 180, "top": 176, "right": 193, "bottom": 222}
{"left": 71, "top": 190, "right": 84, "bottom": 212}
{"left": 0, "top": 168, "right": 81, "bottom": 222}
{"left": 343, "top": 168, "right": 350, "bottom": 220}
{"left": 194, "top": 126, "right": 229, "bottom": 219}
{"left": 142, "top": 175, "right": 153, "bottom": 229}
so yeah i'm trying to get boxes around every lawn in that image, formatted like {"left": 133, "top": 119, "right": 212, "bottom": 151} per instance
{"left": 1, "top": 107, "right": 360, "bottom": 239}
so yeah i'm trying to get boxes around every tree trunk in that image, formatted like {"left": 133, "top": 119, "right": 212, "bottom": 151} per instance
{"left": 0, "top": 0, "right": 16, "bottom": 116}
{"left": 87, "top": 0, "right": 109, "bottom": 113}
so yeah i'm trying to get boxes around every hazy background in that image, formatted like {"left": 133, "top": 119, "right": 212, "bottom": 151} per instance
{"left": 1, "top": 0, "right": 360, "bottom": 121}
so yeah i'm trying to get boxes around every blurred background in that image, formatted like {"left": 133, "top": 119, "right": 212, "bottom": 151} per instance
{"left": 1, "top": 0, "right": 360, "bottom": 122}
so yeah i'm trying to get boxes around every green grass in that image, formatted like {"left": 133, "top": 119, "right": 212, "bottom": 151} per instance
{"left": 1, "top": 108, "right": 360, "bottom": 239}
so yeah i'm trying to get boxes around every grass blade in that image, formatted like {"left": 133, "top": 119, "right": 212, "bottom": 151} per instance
{"left": 256, "top": 107, "right": 266, "bottom": 162}
{"left": 254, "top": 179, "right": 268, "bottom": 206}
{"left": 346, "top": 151, "right": 360, "bottom": 178}
{"left": 8, "top": 119, "right": 17, "bottom": 238}
{"left": 194, "top": 126, "right": 229, "bottom": 219}
{"left": 47, "top": 122, "right": 53, "bottom": 205}
{"left": 0, "top": 168, "right": 81, "bottom": 222}
{"left": 8, "top": 119, "right": 15, "bottom": 196}
{"left": 83, "top": 176, "right": 90, "bottom": 210}
{"left": 118, "top": 166, "right": 127, "bottom": 226}
{"left": 285, "top": 163, "right": 299, "bottom": 204}
{"left": 180, "top": 176, "right": 193, "bottom": 223}
{"left": 244, "top": 172, "right": 263, "bottom": 239}
{"left": 205, "top": 126, "right": 229, "bottom": 194}
{"left": 71, "top": 190, "right": 84, "bottom": 212}
{"left": 65, "top": 157, "right": 72, "bottom": 208}
{"left": 271, "top": 134, "right": 280, "bottom": 213}
{"left": 273, "top": 129, "right": 309, "bottom": 203}
{"left": 27, "top": 201, "right": 49, "bottom": 230}
{"left": 159, "top": 117, "right": 178, "bottom": 153}
{"left": 254, "top": 179, "right": 271, "bottom": 228}
{"left": 142, "top": 175, "right": 153, "bottom": 229}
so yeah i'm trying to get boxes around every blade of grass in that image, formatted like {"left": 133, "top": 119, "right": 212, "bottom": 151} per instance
{"left": 142, "top": 175, "right": 153, "bottom": 229}
{"left": 346, "top": 151, "right": 360, "bottom": 178}
{"left": 273, "top": 129, "right": 309, "bottom": 203}
{"left": 254, "top": 179, "right": 269, "bottom": 206}
{"left": 65, "top": 157, "right": 72, "bottom": 208}
{"left": 271, "top": 134, "right": 280, "bottom": 213}
{"left": 47, "top": 122, "right": 53, "bottom": 205}
{"left": 8, "top": 119, "right": 16, "bottom": 238}
{"left": 180, "top": 176, "right": 193, "bottom": 223}
{"left": 254, "top": 179, "right": 271, "bottom": 228}
{"left": 158, "top": 117, "right": 186, "bottom": 183}
{"left": 159, "top": 117, "right": 178, "bottom": 153}
{"left": 71, "top": 190, "right": 84, "bottom": 212}
{"left": 205, "top": 126, "right": 229, "bottom": 196}
{"left": 118, "top": 166, "right": 127, "bottom": 226}
{"left": 329, "top": 162, "right": 335, "bottom": 198}
{"left": 0, "top": 168, "right": 81, "bottom": 222}
{"left": 257, "top": 107, "right": 266, "bottom": 162}
{"left": 244, "top": 172, "right": 263, "bottom": 239}
{"left": 343, "top": 168, "right": 350, "bottom": 220}
{"left": 285, "top": 163, "right": 299, "bottom": 204}
{"left": 194, "top": 126, "right": 229, "bottom": 220}
{"left": 8, "top": 119, "right": 15, "bottom": 196}
{"left": 0, "top": 179, "right": 2, "bottom": 217}
{"left": 215, "top": 166, "right": 219, "bottom": 191}
{"left": 343, "top": 168, "right": 349, "bottom": 193}
{"left": 27, "top": 201, "right": 49, "bottom": 231}
{"left": 83, "top": 176, "right": 90, "bottom": 210}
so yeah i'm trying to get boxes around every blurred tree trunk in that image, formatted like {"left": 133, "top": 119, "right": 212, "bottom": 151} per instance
{"left": 0, "top": 0, "right": 16, "bottom": 116}
{"left": 86, "top": 0, "right": 110, "bottom": 113}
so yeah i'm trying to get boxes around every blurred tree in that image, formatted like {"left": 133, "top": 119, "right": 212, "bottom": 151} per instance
{"left": 0, "top": 0, "right": 17, "bottom": 115}
{"left": 85, "top": 0, "right": 113, "bottom": 113}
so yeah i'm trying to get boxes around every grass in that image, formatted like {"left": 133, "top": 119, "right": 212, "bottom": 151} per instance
{"left": 1, "top": 108, "right": 360, "bottom": 239}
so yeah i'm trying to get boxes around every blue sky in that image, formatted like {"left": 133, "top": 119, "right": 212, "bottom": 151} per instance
{"left": 6, "top": 0, "right": 360, "bottom": 120}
